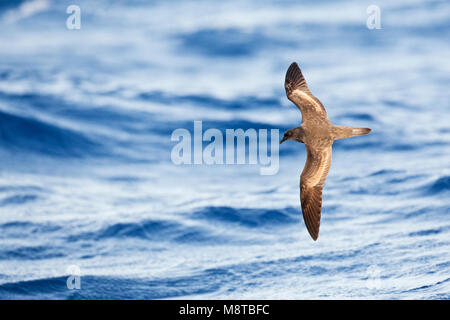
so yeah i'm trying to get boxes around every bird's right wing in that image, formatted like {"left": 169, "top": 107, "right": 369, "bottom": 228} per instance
{"left": 285, "top": 62, "right": 328, "bottom": 122}
{"left": 300, "top": 144, "right": 332, "bottom": 240}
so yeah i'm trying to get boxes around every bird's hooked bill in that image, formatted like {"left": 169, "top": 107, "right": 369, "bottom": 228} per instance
{"left": 280, "top": 136, "right": 287, "bottom": 144}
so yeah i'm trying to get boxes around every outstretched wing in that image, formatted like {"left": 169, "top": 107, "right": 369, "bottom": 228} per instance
{"left": 300, "top": 144, "right": 332, "bottom": 240}
{"left": 285, "top": 62, "right": 328, "bottom": 122}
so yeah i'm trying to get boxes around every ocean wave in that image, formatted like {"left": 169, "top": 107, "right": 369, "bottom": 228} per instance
{"left": 139, "top": 91, "right": 281, "bottom": 110}
{"left": 0, "top": 274, "right": 221, "bottom": 299}
{"left": 65, "top": 219, "right": 229, "bottom": 245}
{"left": 0, "top": 110, "right": 102, "bottom": 157}
{"left": 427, "top": 176, "right": 450, "bottom": 194}
{"left": 336, "top": 112, "right": 376, "bottom": 122}
{"left": 0, "top": 194, "right": 38, "bottom": 206}
{"left": 0, "top": 277, "right": 69, "bottom": 299}
{"left": 0, "top": 245, "right": 64, "bottom": 260}
{"left": 0, "top": 221, "right": 61, "bottom": 238}
{"left": 176, "top": 28, "right": 294, "bottom": 57}
{"left": 190, "top": 206, "right": 298, "bottom": 228}
{"left": 408, "top": 228, "right": 444, "bottom": 237}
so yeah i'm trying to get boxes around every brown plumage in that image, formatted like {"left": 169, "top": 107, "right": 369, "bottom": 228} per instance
{"left": 280, "top": 62, "right": 371, "bottom": 241}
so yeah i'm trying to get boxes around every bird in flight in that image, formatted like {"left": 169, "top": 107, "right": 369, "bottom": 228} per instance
{"left": 280, "top": 62, "right": 371, "bottom": 241}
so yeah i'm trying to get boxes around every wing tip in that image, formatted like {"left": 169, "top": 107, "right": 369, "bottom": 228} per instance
{"left": 287, "top": 61, "right": 299, "bottom": 72}
{"left": 285, "top": 61, "right": 308, "bottom": 95}
{"left": 302, "top": 205, "right": 321, "bottom": 241}
{"left": 307, "top": 227, "right": 319, "bottom": 241}
{"left": 301, "top": 184, "right": 324, "bottom": 242}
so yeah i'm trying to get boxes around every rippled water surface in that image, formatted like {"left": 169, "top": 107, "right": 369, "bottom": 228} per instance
{"left": 0, "top": 0, "right": 449, "bottom": 299}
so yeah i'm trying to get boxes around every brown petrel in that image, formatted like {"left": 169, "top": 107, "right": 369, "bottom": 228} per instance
{"left": 280, "top": 62, "right": 371, "bottom": 241}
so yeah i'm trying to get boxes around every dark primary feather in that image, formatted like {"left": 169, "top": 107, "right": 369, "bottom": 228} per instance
{"left": 285, "top": 62, "right": 309, "bottom": 95}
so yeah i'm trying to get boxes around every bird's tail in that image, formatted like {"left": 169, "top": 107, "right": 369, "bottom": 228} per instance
{"left": 332, "top": 126, "right": 371, "bottom": 140}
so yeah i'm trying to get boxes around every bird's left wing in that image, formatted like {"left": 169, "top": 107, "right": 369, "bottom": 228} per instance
{"left": 300, "top": 144, "right": 332, "bottom": 240}
{"left": 285, "top": 62, "right": 328, "bottom": 122}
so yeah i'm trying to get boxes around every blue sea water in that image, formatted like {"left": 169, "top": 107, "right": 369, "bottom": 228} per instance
{"left": 0, "top": 0, "right": 449, "bottom": 299}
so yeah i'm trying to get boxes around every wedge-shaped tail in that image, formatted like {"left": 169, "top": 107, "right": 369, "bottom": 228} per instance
{"left": 332, "top": 126, "right": 371, "bottom": 140}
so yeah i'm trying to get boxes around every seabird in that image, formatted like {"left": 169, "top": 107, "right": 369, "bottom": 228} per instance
{"left": 280, "top": 62, "right": 371, "bottom": 241}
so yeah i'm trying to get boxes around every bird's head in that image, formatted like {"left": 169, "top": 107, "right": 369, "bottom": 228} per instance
{"left": 280, "top": 127, "right": 304, "bottom": 144}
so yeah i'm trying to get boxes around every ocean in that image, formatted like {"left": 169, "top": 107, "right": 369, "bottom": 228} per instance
{"left": 0, "top": 0, "right": 449, "bottom": 299}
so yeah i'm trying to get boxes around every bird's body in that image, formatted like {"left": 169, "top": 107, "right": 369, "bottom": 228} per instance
{"left": 280, "top": 62, "right": 371, "bottom": 240}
